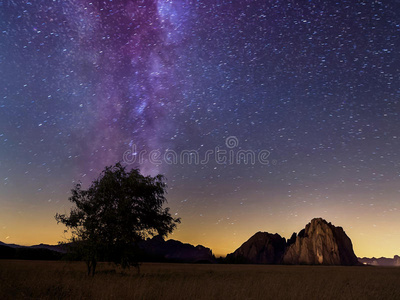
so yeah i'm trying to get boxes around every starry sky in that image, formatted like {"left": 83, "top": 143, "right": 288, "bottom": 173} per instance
{"left": 1, "top": 0, "right": 400, "bottom": 257}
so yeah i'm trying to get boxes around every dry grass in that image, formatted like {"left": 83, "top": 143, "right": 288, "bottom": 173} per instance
{"left": 0, "top": 260, "right": 400, "bottom": 299}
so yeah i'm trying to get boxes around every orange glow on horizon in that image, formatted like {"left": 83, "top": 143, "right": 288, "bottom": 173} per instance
{"left": 2, "top": 201, "right": 400, "bottom": 259}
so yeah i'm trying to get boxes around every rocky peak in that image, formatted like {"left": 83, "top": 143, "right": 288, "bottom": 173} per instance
{"left": 286, "top": 232, "right": 297, "bottom": 247}
{"left": 227, "top": 218, "right": 360, "bottom": 266}
{"left": 283, "top": 218, "right": 359, "bottom": 265}
{"left": 226, "top": 232, "right": 286, "bottom": 264}
{"left": 394, "top": 255, "right": 400, "bottom": 266}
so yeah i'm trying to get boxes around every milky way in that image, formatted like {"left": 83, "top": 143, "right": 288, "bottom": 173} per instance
{"left": 1, "top": 0, "right": 400, "bottom": 256}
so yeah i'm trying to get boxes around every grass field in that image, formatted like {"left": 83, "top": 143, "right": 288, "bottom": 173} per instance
{"left": 1, "top": 260, "right": 400, "bottom": 299}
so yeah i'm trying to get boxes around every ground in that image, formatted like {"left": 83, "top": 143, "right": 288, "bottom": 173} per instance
{"left": 0, "top": 260, "right": 399, "bottom": 299}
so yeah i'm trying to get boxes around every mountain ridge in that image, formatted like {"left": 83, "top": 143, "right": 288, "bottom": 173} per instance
{"left": 228, "top": 218, "right": 361, "bottom": 266}
{"left": 0, "top": 237, "right": 215, "bottom": 263}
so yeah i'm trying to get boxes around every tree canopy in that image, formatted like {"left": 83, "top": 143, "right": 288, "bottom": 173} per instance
{"left": 55, "top": 163, "right": 180, "bottom": 275}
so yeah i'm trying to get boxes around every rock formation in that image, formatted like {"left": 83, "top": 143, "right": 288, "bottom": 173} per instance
{"left": 227, "top": 218, "right": 360, "bottom": 266}
{"left": 283, "top": 218, "right": 359, "bottom": 265}
{"left": 395, "top": 255, "right": 400, "bottom": 266}
{"left": 226, "top": 232, "right": 286, "bottom": 264}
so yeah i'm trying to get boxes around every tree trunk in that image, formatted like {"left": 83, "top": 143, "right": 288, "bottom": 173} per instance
{"left": 136, "top": 264, "right": 140, "bottom": 275}
{"left": 91, "top": 259, "right": 97, "bottom": 276}
{"left": 86, "top": 260, "right": 92, "bottom": 276}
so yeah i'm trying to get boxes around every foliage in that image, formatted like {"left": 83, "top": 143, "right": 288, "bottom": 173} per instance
{"left": 55, "top": 162, "right": 180, "bottom": 275}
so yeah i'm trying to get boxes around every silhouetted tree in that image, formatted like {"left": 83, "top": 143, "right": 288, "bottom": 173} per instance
{"left": 55, "top": 162, "right": 180, "bottom": 276}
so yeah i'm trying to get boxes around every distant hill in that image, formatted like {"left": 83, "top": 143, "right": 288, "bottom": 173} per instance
{"left": 0, "top": 242, "right": 63, "bottom": 260}
{"left": 227, "top": 218, "right": 360, "bottom": 266}
{"left": 29, "top": 243, "right": 67, "bottom": 253}
{"left": 0, "top": 241, "right": 24, "bottom": 248}
{"left": 0, "top": 238, "right": 215, "bottom": 263}
{"left": 139, "top": 235, "right": 216, "bottom": 263}
{"left": 359, "top": 256, "right": 400, "bottom": 266}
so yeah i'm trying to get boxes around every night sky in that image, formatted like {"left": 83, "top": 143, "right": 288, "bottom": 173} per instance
{"left": 1, "top": 0, "right": 400, "bottom": 257}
